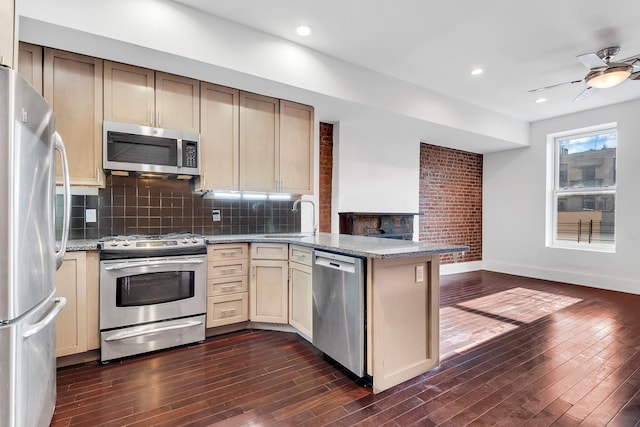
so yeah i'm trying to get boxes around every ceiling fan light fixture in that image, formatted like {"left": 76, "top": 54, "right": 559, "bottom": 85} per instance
{"left": 586, "top": 63, "right": 632, "bottom": 89}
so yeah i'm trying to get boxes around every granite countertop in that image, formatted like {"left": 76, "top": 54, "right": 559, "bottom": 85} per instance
{"left": 59, "top": 234, "right": 469, "bottom": 259}
{"left": 63, "top": 239, "right": 100, "bottom": 251}
{"left": 206, "top": 232, "right": 468, "bottom": 259}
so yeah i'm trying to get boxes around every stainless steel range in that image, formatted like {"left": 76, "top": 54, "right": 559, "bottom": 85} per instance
{"left": 98, "top": 233, "right": 207, "bottom": 362}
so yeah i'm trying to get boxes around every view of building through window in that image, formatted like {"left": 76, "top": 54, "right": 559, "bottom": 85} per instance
{"left": 554, "top": 129, "right": 616, "bottom": 247}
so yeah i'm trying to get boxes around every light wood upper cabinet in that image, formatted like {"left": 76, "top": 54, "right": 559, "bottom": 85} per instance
{"left": 279, "top": 100, "right": 314, "bottom": 195}
{"left": 197, "top": 82, "right": 239, "bottom": 191}
{"left": 239, "top": 92, "right": 280, "bottom": 192}
{"left": 17, "top": 42, "right": 43, "bottom": 94}
{"left": 103, "top": 62, "right": 200, "bottom": 133}
{"left": 44, "top": 48, "right": 104, "bottom": 187}
{"left": 156, "top": 71, "right": 200, "bottom": 132}
{"left": 0, "top": 0, "right": 17, "bottom": 68}
{"left": 103, "top": 61, "right": 154, "bottom": 126}
{"left": 238, "top": 94, "right": 314, "bottom": 194}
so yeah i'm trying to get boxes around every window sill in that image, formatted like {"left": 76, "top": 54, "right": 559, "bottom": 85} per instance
{"left": 548, "top": 241, "right": 616, "bottom": 253}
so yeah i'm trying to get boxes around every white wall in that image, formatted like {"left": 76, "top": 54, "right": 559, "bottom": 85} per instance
{"left": 484, "top": 99, "right": 640, "bottom": 294}
{"left": 17, "top": 0, "right": 529, "bottom": 154}
{"left": 335, "top": 121, "right": 420, "bottom": 215}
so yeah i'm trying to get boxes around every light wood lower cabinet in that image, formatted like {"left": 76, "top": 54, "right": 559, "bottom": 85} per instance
{"left": 288, "top": 245, "right": 313, "bottom": 339}
{"left": 206, "top": 244, "right": 249, "bottom": 328}
{"left": 250, "top": 243, "right": 288, "bottom": 324}
{"left": 370, "top": 255, "right": 440, "bottom": 393}
{"left": 55, "top": 251, "right": 99, "bottom": 357}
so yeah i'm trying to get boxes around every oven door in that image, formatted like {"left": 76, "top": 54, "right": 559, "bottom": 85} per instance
{"left": 99, "top": 255, "right": 206, "bottom": 330}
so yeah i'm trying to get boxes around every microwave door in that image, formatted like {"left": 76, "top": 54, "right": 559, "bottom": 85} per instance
{"left": 106, "top": 131, "right": 178, "bottom": 174}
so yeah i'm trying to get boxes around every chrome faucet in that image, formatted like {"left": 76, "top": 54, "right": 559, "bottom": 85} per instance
{"left": 292, "top": 199, "right": 317, "bottom": 236}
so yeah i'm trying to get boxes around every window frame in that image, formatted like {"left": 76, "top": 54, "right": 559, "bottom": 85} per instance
{"left": 546, "top": 123, "right": 617, "bottom": 252}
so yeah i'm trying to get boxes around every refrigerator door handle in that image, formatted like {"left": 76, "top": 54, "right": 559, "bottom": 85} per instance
{"left": 23, "top": 297, "right": 67, "bottom": 339}
{"left": 54, "top": 132, "right": 71, "bottom": 270}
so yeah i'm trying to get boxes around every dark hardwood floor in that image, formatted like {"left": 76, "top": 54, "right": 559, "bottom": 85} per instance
{"left": 52, "top": 271, "right": 640, "bottom": 426}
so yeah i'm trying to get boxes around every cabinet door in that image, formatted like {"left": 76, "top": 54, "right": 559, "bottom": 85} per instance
{"left": 239, "top": 92, "right": 279, "bottom": 192}
{"left": 280, "top": 100, "right": 314, "bottom": 195}
{"left": 289, "top": 262, "right": 313, "bottom": 339}
{"left": 44, "top": 49, "right": 104, "bottom": 187}
{"left": 198, "top": 82, "right": 239, "bottom": 190}
{"left": 85, "top": 251, "right": 100, "bottom": 351}
{"left": 0, "top": 0, "right": 16, "bottom": 68}
{"left": 55, "top": 252, "right": 87, "bottom": 357}
{"left": 17, "top": 42, "right": 42, "bottom": 94}
{"left": 155, "top": 71, "right": 200, "bottom": 132}
{"left": 104, "top": 61, "right": 155, "bottom": 126}
{"left": 250, "top": 260, "right": 288, "bottom": 323}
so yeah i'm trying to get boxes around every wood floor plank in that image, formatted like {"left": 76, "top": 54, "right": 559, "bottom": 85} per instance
{"left": 52, "top": 270, "right": 640, "bottom": 427}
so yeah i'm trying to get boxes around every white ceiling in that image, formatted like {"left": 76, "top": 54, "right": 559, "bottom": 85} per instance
{"left": 172, "top": 0, "right": 640, "bottom": 123}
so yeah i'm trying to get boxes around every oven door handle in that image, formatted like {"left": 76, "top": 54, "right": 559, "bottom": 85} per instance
{"left": 104, "top": 259, "right": 205, "bottom": 271}
{"left": 103, "top": 319, "right": 204, "bottom": 342}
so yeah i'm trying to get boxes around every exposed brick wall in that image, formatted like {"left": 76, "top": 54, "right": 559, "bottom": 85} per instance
{"left": 419, "top": 143, "right": 482, "bottom": 264}
{"left": 319, "top": 122, "right": 333, "bottom": 233}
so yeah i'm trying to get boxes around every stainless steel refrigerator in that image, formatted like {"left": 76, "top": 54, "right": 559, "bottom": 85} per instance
{"left": 0, "top": 66, "right": 71, "bottom": 427}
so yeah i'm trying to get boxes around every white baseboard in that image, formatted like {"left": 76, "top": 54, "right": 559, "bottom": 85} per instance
{"left": 483, "top": 260, "right": 640, "bottom": 295}
{"left": 440, "top": 260, "right": 483, "bottom": 275}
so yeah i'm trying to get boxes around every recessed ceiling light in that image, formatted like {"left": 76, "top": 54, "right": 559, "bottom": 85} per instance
{"left": 296, "top": 25, "right": 313, "bottom": 37}
{"left": 470, "top": 68, "right": 484, "bottom": 76}
{"left": 536, "top": 97, "right": 547, "bottom": 103}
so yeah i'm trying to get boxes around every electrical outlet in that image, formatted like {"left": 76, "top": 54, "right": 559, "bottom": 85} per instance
{"left": 211, "top": 209, "right": 221, "bottom": 222}
{"left": 85, "top": 209, "right": 96, "bottom": 223}
{"left": 415, "top": 265, "right": 424, "bottom": 283}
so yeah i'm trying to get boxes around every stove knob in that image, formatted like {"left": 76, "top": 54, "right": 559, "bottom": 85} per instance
{"left": 182, "top": 238, "right": 189, "bottom": 244}
{"left": 191, "top": 237, "right": 199, "bottom": 243}
{"left": 123, "top": 239, "right": 131, "bottom": 247}
{"left": 110, "top": 240, "right": 118, "bottom": 247}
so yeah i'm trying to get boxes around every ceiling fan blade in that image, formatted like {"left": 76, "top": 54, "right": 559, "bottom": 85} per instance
{"left": 573, "top": 86, "right": 596, "bottom": 102}
{"left": 577, "top": 53, "right": 608, "bottom": 70}
{"left": 629, "top": 70, "right": 640, "bottom": 81}
{"left": 528, "top": 79, "right": 583, "bottom": 93}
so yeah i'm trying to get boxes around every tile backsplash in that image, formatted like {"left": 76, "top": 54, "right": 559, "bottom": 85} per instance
{"left": 57, "top": 175, "right": 301, "bottom": 239}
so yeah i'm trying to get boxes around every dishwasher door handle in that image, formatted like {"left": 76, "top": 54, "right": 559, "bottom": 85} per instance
{"left": 314, "top": 255, "right": 356, "bottom": 273}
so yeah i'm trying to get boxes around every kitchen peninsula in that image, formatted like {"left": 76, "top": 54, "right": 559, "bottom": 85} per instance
{"left": 208, "top": 233, "right": 467, "bottom": 393}
{"left": 61, "top": 233, "right": 467, "bottom": 394}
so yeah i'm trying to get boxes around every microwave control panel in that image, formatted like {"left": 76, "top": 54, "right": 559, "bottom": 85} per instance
{"left": 182, "top": 140, "right": 198, "bottom": 168}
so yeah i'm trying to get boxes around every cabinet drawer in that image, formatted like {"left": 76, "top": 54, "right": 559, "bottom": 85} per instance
{"left": 208, "top": 276, "right": 248, "bottom": 296}
{"left": 208, "top": 259, "right": 248, "bottom": 279}
{"left": 250, "top": 243, "right": 288, "bottom": 260}
{"left": 207, "top": 293, "right": 248, "bottom": 328}
{"left": 208, "top": 243, "right": 249, "bottom": 260}
{"left": 289, "top": 245, "right": 313, "bottom": 266}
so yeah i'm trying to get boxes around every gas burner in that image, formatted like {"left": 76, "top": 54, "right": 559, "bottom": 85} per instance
{"left": 98, "top": 233, "right": 207, "bottom": 260}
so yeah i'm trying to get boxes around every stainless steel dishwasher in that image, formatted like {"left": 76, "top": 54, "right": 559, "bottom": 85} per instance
{"left": 312, "top": 250, "right": 365, "bottom": 377}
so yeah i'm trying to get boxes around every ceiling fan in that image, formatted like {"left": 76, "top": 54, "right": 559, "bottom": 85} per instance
{"left": 529, "top": 46, "right": 640, "bottom": 102}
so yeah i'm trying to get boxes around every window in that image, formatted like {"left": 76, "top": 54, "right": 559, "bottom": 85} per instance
{"left": 548, "top": 125, "right": 616, "bottom": 250}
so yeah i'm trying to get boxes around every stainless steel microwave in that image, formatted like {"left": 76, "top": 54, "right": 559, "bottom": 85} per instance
{"left": 103, "top": 121, "right": 200, "bottom": 177}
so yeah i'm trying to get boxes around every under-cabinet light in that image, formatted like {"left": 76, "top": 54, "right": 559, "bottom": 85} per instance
{"left": 268, "top": 193, "right": 292, "bottom": 200}
{"left": 242, "top": 193, "right": 268, "bottom": 200}
{"left": 212, "top": 191, "right": 241, "bottom": 199}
